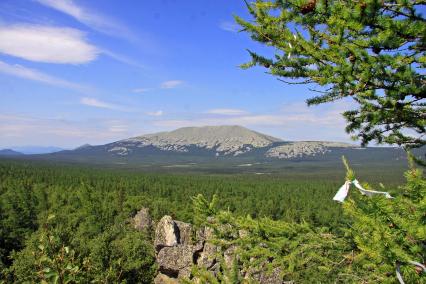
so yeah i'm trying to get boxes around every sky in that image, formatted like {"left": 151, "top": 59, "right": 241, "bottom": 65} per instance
{"left": 0, "top": 0, "right": 354, "bottom": 149}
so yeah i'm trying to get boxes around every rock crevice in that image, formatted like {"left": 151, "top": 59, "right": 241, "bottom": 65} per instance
{"left": 134, "top": 209, "right": 284, "bottom": 283}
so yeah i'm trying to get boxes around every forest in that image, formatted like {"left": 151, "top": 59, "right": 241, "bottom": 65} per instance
{"left": 0, "top": 157, "right": 424, "bottom": 283}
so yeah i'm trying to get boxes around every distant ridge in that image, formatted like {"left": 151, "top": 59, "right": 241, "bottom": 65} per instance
{"left": 8, "top": 125, "right": 409, "bottom": 167}
{"left": 74, "top": 144, "right": 92, "bottom": 150}
{"left": 10, "top": 146, "right": 64, "bottom": 154}
{"left": 0, "top": 149, "right": 24, "bottom": 156}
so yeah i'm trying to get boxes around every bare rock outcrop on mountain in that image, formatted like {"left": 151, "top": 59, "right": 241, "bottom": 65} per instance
{"left": 109, "top": 125, "right": 282, "bottom": 156}
{"left": 266, "top": 141, "right": 354, "bottom": 159}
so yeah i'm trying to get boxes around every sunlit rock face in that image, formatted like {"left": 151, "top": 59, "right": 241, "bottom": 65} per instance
{"left": 266, "top": 141, "right": 354, "bottom": 159}
{"left": 150, "top": 213, "right": 285, "bottom": 283}
{"left": 109, "top": 125, "right": 282, "bottom": 156}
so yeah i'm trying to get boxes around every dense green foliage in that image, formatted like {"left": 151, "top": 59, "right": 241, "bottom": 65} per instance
{"left": 191, "top": 194, "right": 349, "bottom": 283}
{"left": 0, "top": 158, "right": 420, "bottom": 283}
{"left": 0, "top": 159, "right": 352, "bottom": 281}
{"left": 236, "top": 0, "right": 425, "bottom": 149}
{"left": 340, "top": 164, "right": 426, "bottom": 283}
{"left": 0, "top": 160, "right": 159, "bottom": 283}
{"left": 191, "top": 160, "right": 425, "bottom": 283}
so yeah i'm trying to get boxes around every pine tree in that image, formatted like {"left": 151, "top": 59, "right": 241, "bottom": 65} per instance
{"left": 236, "top": 0, "right": 425, "bottom": 150}
{"left": 189, "top": 159, "right": 425, "bottom": 283}
{"left": 190, "top": 194, "right": 350, "bottom": 283}
{"left": 341, "top": 156, "right": 426, "bottom": 283}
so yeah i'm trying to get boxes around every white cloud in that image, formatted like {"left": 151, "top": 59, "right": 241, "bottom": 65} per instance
{"left": 0, "top": 24, "right": 99, "bottom": 64}
{"left": 132, "top": 88, "right": 151, "bottom": 93}
{"left": 153, "top": 102, "right": 351, "bottom": 142}
{"left": 100, "top": 48, "right": 144, "bottom": 68}
{"left": 0, "top": 114, "right": 137, "bottom": 148}
{"left": 36, "top": 0, "right": 136, "bottom": 41}
{"left": 160, "top": 80, "right": 183, "bottom": 89}
{"left": 80, "top": 97, "right": 123, "bottom": 110}
{"left": 206, "top": 108, "right": 248, "bottom": 116}
{"left": 0, "top": 102, "right": 355, "bottom": 148}
{"left": 153, "top": 113, "right": 341, "bottom": 128}
{"left": 219, "top": 21, "right": 240, "bottom": 33}
{"left": 133, "top": 80, "right": 184, "bottom": 93}
{"left": 0, "top": 60, "right": 91, "bottom": 92}
{"left": 108, "top": 124, "right": 128, "bottom": 133}
{"left": 146, "top": 110, "right": 163, "bottom": 116}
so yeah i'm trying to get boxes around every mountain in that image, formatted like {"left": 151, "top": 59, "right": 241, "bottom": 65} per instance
{"left": 10, "top": 146, "right": 64, "bottom": 154}
{"left": 0, "top": 149, "right": 24, "bottom": 156}
{"left": 110, "top": 125, "right": 283, "bottom": 156}
{"left": 95, "top": 125, "right": 358, "bottom": 159}
{"left": 56, "top": 125, "right": 357, "bottom": 159}
{"left": 34, "top": 125, "right": 406, "bottom": 166}
{"left": 74, "top": 144, "right": 92, "bottom": 150}
{"left": 7, "top": 125, "right": 412, "bottom": 174}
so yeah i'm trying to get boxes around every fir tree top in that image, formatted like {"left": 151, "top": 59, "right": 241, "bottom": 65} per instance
{"left": 236, "top": 0, "right": 425, "bottom": 149}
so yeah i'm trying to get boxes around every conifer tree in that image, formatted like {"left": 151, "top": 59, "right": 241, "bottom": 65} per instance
{"left": 341, "top": 156, "right": 425, "bottom": 283}
{"left": 236, "top": 0, "right": 425, "bottom": 150}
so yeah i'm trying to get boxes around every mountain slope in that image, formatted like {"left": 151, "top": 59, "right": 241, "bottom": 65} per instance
{"left": 0, "top": 149, "right": 24, "bottom": 156}
{"left": 266, "top": 141, "right": 353, "bottom": 159}
{"left": 113, "top": 125, "right": 282, "bottom": 156}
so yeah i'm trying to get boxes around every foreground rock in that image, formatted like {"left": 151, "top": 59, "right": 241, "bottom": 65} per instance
{"left": 154, "top": 216, "right": 193, "bottom": 280}
{"left": 154, "top": 273, "right": 179, "bottom": 284}
{"left": 133, "top": 207, "right": 152, "bottom": 231}
{"left": 154, "top": 216, "right": 217, "bottom": 281}
{"left": 149, "top": 213, "right": 286, "bottom": 283}
{"left": 157, "top": 245, "right": 193, "bottom": 278}
{"left": 154, "top": 216, "right": 179, "bottom": 251}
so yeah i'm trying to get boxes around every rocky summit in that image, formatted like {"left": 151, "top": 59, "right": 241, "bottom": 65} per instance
{"left": 109, "top": 125, "right": 282, "bottom": 156}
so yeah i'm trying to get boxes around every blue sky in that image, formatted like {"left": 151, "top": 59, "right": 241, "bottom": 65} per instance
{"left": 0, "top": 0, "right": 352, "bottom": 149}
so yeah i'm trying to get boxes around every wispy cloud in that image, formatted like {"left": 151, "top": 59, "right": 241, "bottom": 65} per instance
{"left": 0, "top": 60, "right": 91, "bottom": 92}
{"left": 133, "top": 80, "right": 184, "bottom": 93}
{"left": 100, "top": 48, "right": 144, "bottom": 68}
{"left": 0, "top": 24, "right": 99, "bottom": 64}
{"left": 36, "top": 0, "right": 136, "bottom": 41}
{"left": 0, "top": 102, "right": 353, "bottom": 148}
{"left": 146, "top": 110, "right": 163, "bottom": 116}
{"left": 206, "top": 108, "right": 248, "bottom": 116}
{"left": 0, "top": 113, "right": 136, "bottom": 148}
{"left": 161, "top": 80, "right": 183, "bottom": 89}
{"left": 80, "top": 97, "right": 123, "bottom": 110}
{"left": 219, "top": 21, "right": 240, "bottom": 33}
{"left": 154, "top": 113, "right": 342, "bottom": 128}
{"left": 108, "top": 124, "right": 128, "bottom": 133}
{"left": 153, "top": 102, "right": 351, "bottom": 142}
{"left": 132, "top": 88, "right": 152, "bottom": 93}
